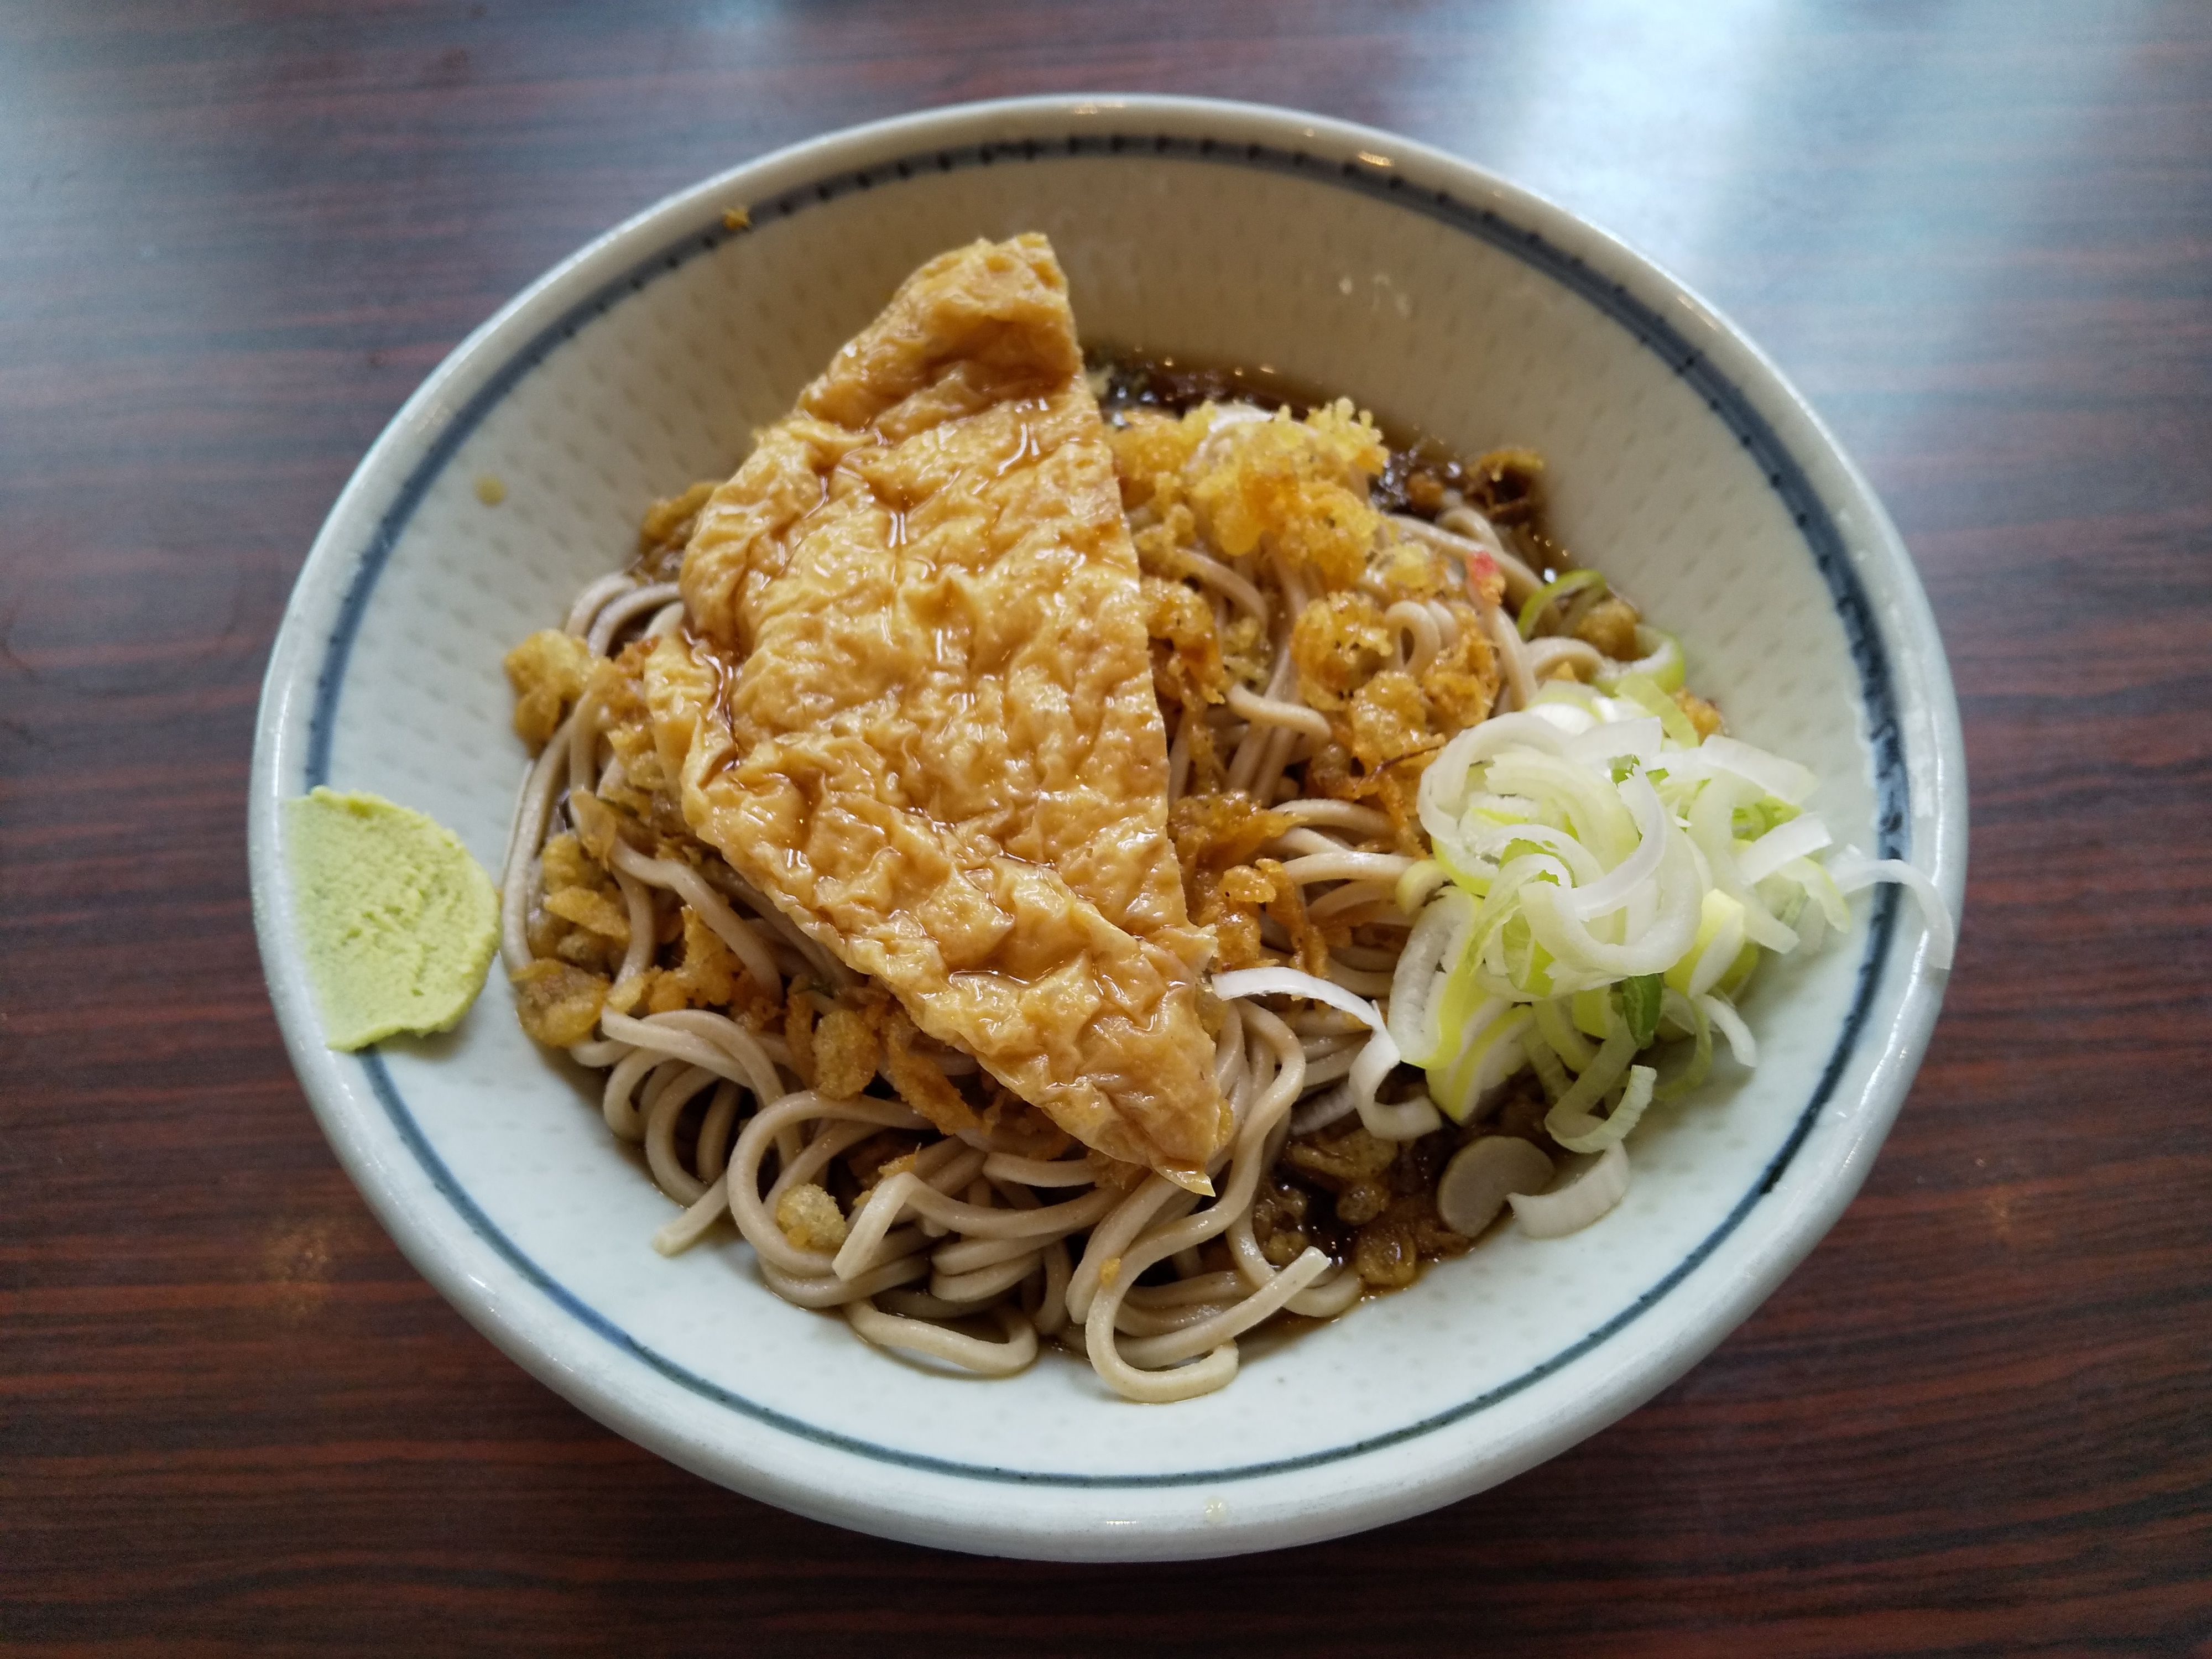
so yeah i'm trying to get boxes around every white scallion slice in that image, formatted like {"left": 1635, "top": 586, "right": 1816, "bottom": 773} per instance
{"left": 1649, "top": 989, "right": 1712, "bottom": 1102}
{"left": 1463, "top": 817, "right": 1606, "bottom": 884}
{"left": 1686, "top": 774, "right": 1801, "bottom": 952}
{"left": 1510, "top": 1141, "right": 1630, "bottom": 1238}
{"left": 1543, "top": 1007, "right": 1638, "bottom": 1130}
{"left": 1548, "top": 1064, "right": 1657, "bottom": 1155}
{"left": 1699, "top": 994, "right": 1759, "bottom": 1068}
{"left": 1432, "top": 1003, "right": 1532, "bottom": 1123}
{"left": 1396, "top": 858, "right": 1448, "bottom": 915}
{"left": 1563, "top": 714, "right": 1663, "bottom": 770}
{"left": 1699, "top": 735, "right": 1817, "bottom": 805}
{"left": 1559, "top": 768, "right": 1670, "bottom": 921}
{"left": 1827, "top": 847, "right": 1957, "bottom": 970}
{"left": 1735, "top": 812, "right": 1834, "bottom": 887}
{"left": 1531, "top": 996, "right": 1595, "bottom": 1073}
{"left": 1599, "top": 625, "right": 1684, "bottom": 693}
{"left": 1519, "top": 824, "right": 1702, "bottom": 978}
{"left": 1418, "top": 713, "right": 1572, "bottom": 848}
{"left": 1386, "top": 888, "right": 1477, "bottom": 1065}
{"left": 1347, "top": 1027, "right": 1442, "bottom": 1141}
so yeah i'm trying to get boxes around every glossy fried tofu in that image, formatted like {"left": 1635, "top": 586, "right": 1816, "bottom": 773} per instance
{"left": 646, "top": 235, "right": 1230, "bottom": 1188}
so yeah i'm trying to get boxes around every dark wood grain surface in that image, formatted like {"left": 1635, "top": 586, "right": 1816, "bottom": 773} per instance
{"left": 5, "top": 2, "right": 2209, "bottom": 1652}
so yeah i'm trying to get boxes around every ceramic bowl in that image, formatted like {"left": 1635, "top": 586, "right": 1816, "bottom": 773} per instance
{"left": 248, "top": 95, "right": 1964, "bottom": 1561}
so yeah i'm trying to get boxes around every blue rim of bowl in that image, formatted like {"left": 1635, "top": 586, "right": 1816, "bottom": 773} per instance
{"left": 303, "top": 129, "right": 1905, "bottom": 1490}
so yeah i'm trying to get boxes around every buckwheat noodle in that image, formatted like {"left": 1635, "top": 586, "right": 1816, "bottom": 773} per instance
{"left": 503, "top": 466, "right": 1537, "bottom": 1401}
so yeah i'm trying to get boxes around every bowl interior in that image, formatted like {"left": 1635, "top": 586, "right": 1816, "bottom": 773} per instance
{"left": 259, "top": 105, "right": 1943, "bottom": 1556}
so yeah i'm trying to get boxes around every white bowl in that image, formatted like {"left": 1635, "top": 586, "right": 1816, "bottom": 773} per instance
{"left": 248, "top": 95, "right": 1964, "bottom": 1561}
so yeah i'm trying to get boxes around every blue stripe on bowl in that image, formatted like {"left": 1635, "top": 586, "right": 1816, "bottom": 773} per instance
{"left": 309, "top": 132, "right": 1905, "bottom": 1489}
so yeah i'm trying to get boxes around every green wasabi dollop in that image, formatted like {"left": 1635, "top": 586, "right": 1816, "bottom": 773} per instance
{"left": 285, "top": 787, "right": 499, "bottom": 1051}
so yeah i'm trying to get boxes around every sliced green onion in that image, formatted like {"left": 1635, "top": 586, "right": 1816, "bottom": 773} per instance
{"left": 1525, "top": 1030, "right": 1572, "bottom": 1102}
{"left": 1531, "top": 678, "right": 1604, "bottom": 713}
{"left": 1716, "top": 940, "right": 1760, "bottom": 1000}
{"left": 1517, "top": 569, "right": 1607, "bottom": 640}
{"left": 1431, "top": 833, "right": 1495, "bottom": 895}
{"left": 1422, "top": 950, "right": 1492, "bottom": 1073}
{"left": 1509, "top": 1139, "right": 1629, "bottom": 1236}
{"left": 1700, "top": 735, "right": 1817, "bottom": 805}
{"left": 1784, "top": 855, "right": 1851, "bottom": 933}
{"left": 1543, "top": 1004, "right": 1638, "bottom": 1135}
{"left": 1386, "top": 888, "right": 1477, "bottom": 1065}
{"left": 1699, "top": 993, "right": 1757, "bottom": 1068}
{"left": 1665, "top": 889, "right": 1741, "bottom": 996}
{"left": 1621, "top": 973, "right": 1664, "bottom": 1046}
{"left": 1532, "top": 997, "right": 1595, "bottom": 1072}
{"left": 1651, "top": 989, "right": 1712, "bottom": 1102}
{"left": 1402, "top": 665, "right": 1899, "bottom": 1182}
{"left": 1499, "top": 915, "right": 1556, "bottom": 997}
{"left": 1395, "top": 858, "right": 1448, "bottom": 916}
{"left": 1551, "top": 1061, "right": 1658, "bottom": 1154}
{"left": 1732, "top": 795, "right": 1799, "bottom": 840}
{"left": 1613, "top": 673, "right": 1700, "bottom": 747}
{"left": 1598, "top": 625, "right": 1684, "bottom": 694}
{"left": 1569, "top": 987, "right": 1611, "bottom": 1039}
{"left": 1433, "top": 1004, "right": 1534, "bottom": 1123}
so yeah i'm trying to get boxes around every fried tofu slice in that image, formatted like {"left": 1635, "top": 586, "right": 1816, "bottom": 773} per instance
{"left": 646, "top": 234, "right": 1230, "bottom": 1188}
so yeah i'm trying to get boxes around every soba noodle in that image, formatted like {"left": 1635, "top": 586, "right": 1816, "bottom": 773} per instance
{"left": 498, "top": 395, "right": 1668, "bottom": 1402}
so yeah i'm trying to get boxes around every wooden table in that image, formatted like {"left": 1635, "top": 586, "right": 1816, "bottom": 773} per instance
{"left": 6, "top": 3, "right": 2208, "bottom": 1651}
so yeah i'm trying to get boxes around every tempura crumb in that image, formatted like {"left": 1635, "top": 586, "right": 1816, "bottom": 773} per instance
{"left": 811, "top": 1005, "right": 881, "bottom": 1100}
{"left": 1290, "top": 590, "right": 1394, "bottom": 711}
{"left": 543, "top": 883, "right": 630, "bottom": 945}
{"left": 1144, "top": 573, "right": 1228, "bottom": 709}
{"left": 636, "top": 481, "right": 718, "bottom": 572}
{"left": 1419, "top": 623, "right": 1500, "bottom": 731}
{"left": 1573, "top": 593, "right": 1641, "bottom": 659}
{"left": 880, "top": 1006, "right": 980, "bottom": 1134}
{"left": 644, "top": 907, "right": 742, "bottom": 1015}
{"left": 1187, "top": 401, "right": 1388, "bottom": 588}
{"left": 1105, "top": 406, "right": 1207, "bottom": 509}
{"left": 539, "top": 833, "right": 606, "bottom": 894}
{"left": 1368, "top": 537, "right": 1452, "bottom": 603}
{"left": 510, "top": 958, "right": 607, "bottom": 1047}
{"left": 503, "top": 628, "right": 592, "bottom": 749}
{"left": 1676, "top": 688, "right": 1725, "bottom": 739}
{"left": 776, "top": 1182, "right": 848, "bottom": 1250}
{"left": 1345, "top": 669, "right": 1434, "bottom": 769}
